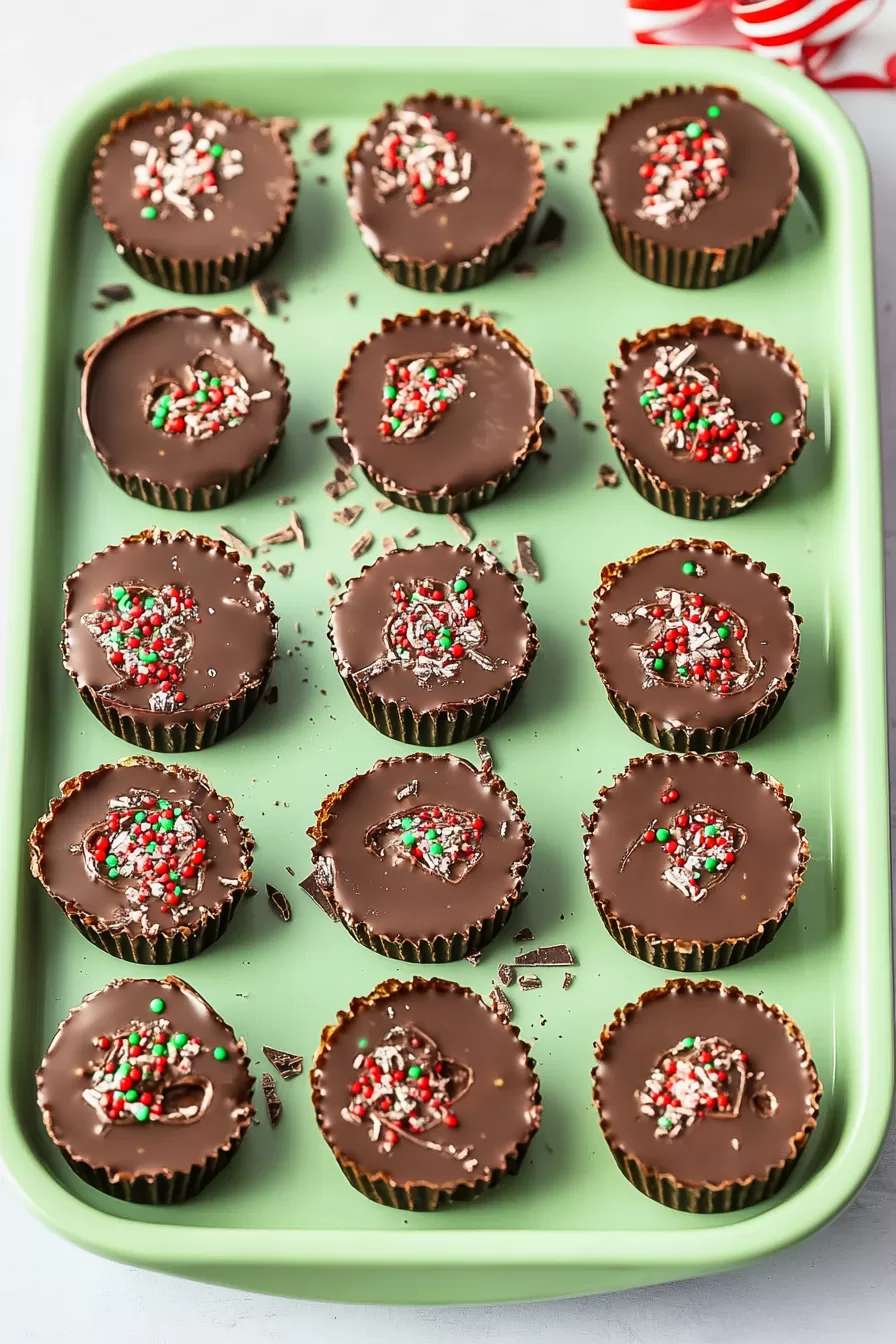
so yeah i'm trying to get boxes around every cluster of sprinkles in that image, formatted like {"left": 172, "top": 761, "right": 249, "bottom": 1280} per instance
{"left": 637, "top": 107, "right": 728, "bottom": 227}
{"left": 131, "top": 113, "right": 243, "bottom": 222}
{"left": 367, "top": 806, "right": 485, "bottom": 883}
{"left": 612, "top": 562, "right": 759, "bottom": 696}
{"left": 622, "top": 785, "right": 745, "bottom": 903}
{"left": 82, "top": 583, "right": 198, "bottom": 711}
{"left": 84, "top": 789, "right": 210, "bottom": 924}
{"left": 373, "top": 107, "right": 472, "bottom": 209}
{"left": 640, "top": 343, "right": 761, "bottom": 466}
{"left": 342, "top": 1024, "right": 473, "bottom": 1162}
{"left": 82, "top": 994, "right": 229, "bottom": 1127}
{"left": 378, "top": 349, "right": 471, "bottom": 442}
{"left": 639, "top": 1035, "right": 747, "bottom": 1137}
{"left": 148, "top": 362, "right": 266, "bottom": 440}
{"left": 358, "top": 570, "right": 494, "bottom": 688}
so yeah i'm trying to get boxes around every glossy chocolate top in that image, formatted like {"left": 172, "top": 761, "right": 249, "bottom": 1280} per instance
{"left": 594, "top": 980, "right": 819, "bottom": 1187}
{"left": 313, "top": 978, "right": 540, "bottom": 1187}
{"left": 37, "top": 976, "right": 253, "bottom": 1177}
{"left": 336, "top": 311, "right": 545, "bottom": 498}
{"left": 312, "top": 753, "right": 531, "bottom": 944}
{"left": 606, "top": 320, "right": 806, "bottom": 500}
{"left": 594, "top": 86, "right": 797, "bottom": 249}
{"left": 329, "top": 543, "right": 536, "bottom": 716}
{"left": 585, "top": 753, "right": 806, "bottom": 944}
{"left": 591, "top": 541, "right": 800, "bottom": 732}
{"left": 93, "top": 102, "right": 297, "bottom": 262}
{"left": 347, "top": 95, "right": 541, "bottom": 266}
{"left": 81, "top": 309, "right": 289, "bottom": 491}
{"left": 62, "top": 530, "right": 277, "bottom": 730}
{"left": 30, "top": 757, "right": 252, "bottom": 937}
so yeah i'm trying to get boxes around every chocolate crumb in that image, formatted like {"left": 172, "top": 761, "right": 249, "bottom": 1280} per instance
{"left": 460, "top": 302, "right": 472, "bottom": 316}
{"left": 475, "top": 737, "right": 494, "bottom": 773}
{"left": 262, "top": 1046, "right": 303, "bottom": 1080}
{"left": 98, "top": 282, "right": 134, "bottom": 303}
{"left": 276, "top": 495, "right": 295, "bottom": 506}
{"left": 514, "top": 533, "right": 542, "bottom": 581}
{"left": 263, "top": 685, "right": 279, "bottom": 706}
{"left": 539, "top": 141, "right": 553, "bottom": 152}
{"left": 309, "top": 417, "right": 329, "bottom": 434}
{"left": 534, "top": 207, "right": 566, "bottom": 249}
{"left": 498, "top": 964, "right": 515, "bottom": 987}
{"left": 490, "top": 985, "right": 513, "bottom": 1019}
{"left": 381, "top": 535, "right": 398, "bottom": 554}
{"left": 333, "top": 504, "right": 363, "bottom": 527}
{"left": 536, "top": 449, "right": 552, "bottom": 463}
{"left": 74, "top": 349, "right": 86, "bottom": 372}
{"left": 300, "top": 871, "right": 337, "bottom": 921}
{"left": 554, "top": 158, "right": 567, "bottom": 172}
{"left": 562, "top": 972, "right": 575, "bottom": 990}
{"left": 326, "top": 435, "right": 355, "bottom": 469}
{"left": 324, "top": 467, "right": 357, "bottom": 500}
{"left": 310, "top": 125, "right": 332, "bottom": 155}
{"left": 515, "top": 944, "right": 576, "bottom": 967}
{"left": 541, "top": 421, "right": 556, "bottom": 442}
{"left": 512, "top": 260, "right": 537, "bottom": 277}
{"left": 91, "top": 300, "right": 110, "bottom": 311}
{"left": 518, "top": 974, "right": 542, "bottom": 991}
{"left": 219, "top": 526, "right": 254, "bottom": 561}
{"left": 268, "top": 116, "right": 298, "bottom": 137}
{"left": 252, "top": 279, "right": 276, "bottom": 316}
{"left": 277, "top": 562, "right": 294, "bottom": 578}
{"left": 349, "top": 529, "right": 374, "bottom": 560}
{"left": 374, "top": 497, "right": 394, "bottom": 512}
{"left": 513, "top": 927, "right": 535, "bottom": 943}
{"left": 325, "top": 571, "right": 340, "bottom": 588}
{"left": 558, "top": 386, "right": 580, "bottom": 419}
{"left": 261, "top": 561, "right": 274, "bottom": 573}
{"left": 447, "top": 512, "right": 474, "bottom": 544}
{"left": 396, "top": 779, "right": 419, "bottom": 801}
{"left": 316, "top": 175, "right": 328, "bottom": 185}
{"left": 261, "top": 1073, "right": 283, "bottom": 1127}
{"left": 597, "top": 464, "right": 620, "bottom": 488}
{"left": 285, "top": 865, "right": 295, "bottom": 877}
{"left": 583, "top": 421, "right": 597, "bottom": 433}
{"left": 465, "top": 951, "right": 482, "bottom": 967}
{"left": 403, "top": 526, "right": 419, "bottom": 539}
{"left": 563, "top": 137, "right": 578, "bottom": 149}
{"left": 346, "top": 292, "right": 358, "bottom": 308}
{"left": 266, "top": 883, "right": 292, "bottom": 922}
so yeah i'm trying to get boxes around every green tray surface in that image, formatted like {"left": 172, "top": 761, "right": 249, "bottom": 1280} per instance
{"left": 0, "top": 45, "right": 891, "bottom": 1305}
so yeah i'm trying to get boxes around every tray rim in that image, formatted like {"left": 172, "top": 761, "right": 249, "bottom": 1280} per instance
{"left": 0, "top": 42, "right": 892, "bottom": 1301}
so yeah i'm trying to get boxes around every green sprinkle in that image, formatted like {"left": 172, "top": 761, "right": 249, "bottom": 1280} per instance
{"left": 705, "top": 857, "right": 719, "bottom": 871}
{"left": 682, "top": 562, "right": 696, "bottom": 576}
{"left": 425, "top": 828, "right": 437, "bottom": 841}
{"left": 770, "top": 411, "right": 784, "bottom": 425}
{"left": 685, "top": 121, "right": 702, "bottom": 139}
{"left": 677, "top": 665, "right": 689, "bottom": 677}
{"left": 128, "top": 1032, "right": 141, "bottom": 1046}
{"left": 134, "top": 811, "right": 147, "bottom": 824}
{"left": 717, "top": 625, "right": 729, "bottom": 640}
{"left": 656, "top": 828, "right": 670, "bottom": 844}
{"left": 174, "top": 886, "right": 182, "bottom": 897}
{"left": 682, "top": 1037, "right": 695, "bottom": 1048}
{"left": 112, "top": 586, "right": 126, "bottom": 600}
{"left": 402, "top": 833, "right": 415, "bottom": 847}
{"left": 143, "top": 597, "right": 154, "bottom": 609}
{"left": 133, "top": 1104, "right": 150, "bottom": 1123}
{"left": 158, "top": 395, "right": 171, "bottom": 408}
{"left": 430, "top": 842, "right": 443, "bottom": 856}
{"left": 213, "top": 1046, "right": 228, "bottom": 1061}
{"left": 209, "top": 377, "right": 221, "bottom": 387}
{"left": 149, "top": 997, "right": 165, "bottom": 1014}
{"left": 639, "top": 391, "right": 658, "bottom": 405}
{"left": 152, "top": 1043, "right": 166, "bottom": 1056}
{"left": 383, "top": 386, "right": 396, "bottom": 401}
{"left": 707, "top": 105, "right": 721, "bottom": 118}
{"left": 104, "top": 854, "right": 117, "bottom": 866}
{"left": 697, "top": 418, "right": 710, "bottom": 430}
{"left": 439, "top": 636, "right": 451, "bottom": 648}
{"left": 659, "top": 1116, "right": 673, "bottom": 1130}
{"left": 210, "top": 143, "right": 224, "bottom": 158}
{"left": 652, "top": 657, "right": 664, "bottom": 672}
{"left": 173, "top": 1033, "right": 188, "bottom": 1048}
{"left": 125, "top": 1088, "right": 138, "bottom": 1103}
{"left": 152, "top": 416, "right": 165, "bottom": 430}
{"left": 357, "top": 1038, "right": 369, "bottom": 1050}
{"left": 424, "top": 366, "right": 438, "bottom": 381}
{"left": 195, "top": 389, "right": 208, "bottom": 404}
{"left": 174, "top": 808, "right": 182, "bottom": 817}
{"left": 453, "top": 579, "right": 468, "bottom": 593}
{"left": 390, "top": 417, "right": 402, "bottom": 432}
{"left": 401, "top": 817, "right": 414, "bottom": 830}
{"left": 140, "top": 206, "right": 158, "bottom": 220}
{"left": 407, "top": 1065, "right": 422, "bottom": 1079}
{"left": 704, "top": 824, "right": 718, "bottom": 837}
{"left": 671, "top": 409, "right": 683, "bottom": 421}
{"left": 160, "top": 818, "right": 174, "bottom": 831}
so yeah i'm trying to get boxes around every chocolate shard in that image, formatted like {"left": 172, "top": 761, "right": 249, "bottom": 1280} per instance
{"left": 309, "top": 417, "right": 329, "bottom": 434}
{"left": 349, "top": 530, "right": 374, "bottom": 561}
{"left": 252, "top": 279, "right": 276, "bottom": 316}
{"left": 514, "top": 534, "right": 542, "bottom": 582}
{"left": 333, "top": 504, "right": 363, "bottom": 527}
{"left": 465, "top": 951, "right": 482, "bottom": 967}
{"left": 381, "top": 535, "right": 398, "bottom": 555}
{"left": 563, "top": 137, "right": 578, "bottom": 149}
{"left": 276, "top": 495, "right": 295, "bottom": 506}
{"left": 310, "top": 125, "right": 332, "bottom": 155}
{"left": 448, "top": 512, "right": 474, "bottom": 544}
{"left": 475, "top": 737, "right": 494, "bottom": 773}
{"left": 374, "top": 498, "right": 394, "bottom": 512}
{"left": 346, "top": 292, "right": 358, "bottom": 308}
{"left": 266, "top": 882, "right": 292, "bottom": 922}
{"left": 268, "top": 115, "right": 299, "bottom": 137}
{"left": 541, "top": 421, "right": 556, "bottom": 442}
{"left": 325, "top": 571, "right": 340, "bottom": 588}
{"left": 98, "top": 282, "right": 134, "bottom": 302}
{"left": 290, "top": 511, "right": 308, "bottom": 548}
{"left": 323, "top": 466, "right": 357, "bottom": 500}
{"left": 513, "top": 927, "right": 535, "bottom": 943}
{"left": 262, "top": 1045, "right": 304, "bottom": 1080}
{"left": 263, "top": 685, "right": 279, "bottom": 705}
{"left": 490, "top": 985, "right": 513, "bottom": 1019}
{"left": 403, "top": 527, "right": 419, "bottom": 539}
{"left": 326, "top": 435, "right": 355, "bottom": 469}
{"left": 300, "top": 871, "right": 337, "bottom": 921}
{"left": 218, "top": 526, "right": 254, "bottom": 562}
{"left": 583, "top": 421, "right": 597, "bottom": 433}
{"left": 562, "top": 972, "right": 575, "bottom": 990}
{"left": 558, "top": 386, "right": 580, "bottom": 419}
{"left": 277, "top": 562, "right": 294, "bottom": 578}
{"left": 512, "top": 260, "right": 537, "bottom": 277}
{"left": 498, "top": 964, "right": 516, "bottom": 986}
{"left": 554, "top": 158, "right": 567, "bottom": 172}
{"left": 596, "top": 464, "right": 620, "bottom": 489}
{"left": 534, "top": 207, "right": 566, "bottom": 249}
{"left": 518, "top": 974, "right": 542, "bottom": 991}
{"left": 74, "top": 348, "right": 86, "bottom": 372}
{"left": 261, "top": 1072, "right": 283, "bottom": 1126}
{"left": 514, "top": 944, "right": 576, "bottom": 967}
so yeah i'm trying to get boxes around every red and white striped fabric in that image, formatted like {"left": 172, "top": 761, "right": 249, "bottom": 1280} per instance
{"left": 627, "top": 0, "right": 894, "bottom": 87}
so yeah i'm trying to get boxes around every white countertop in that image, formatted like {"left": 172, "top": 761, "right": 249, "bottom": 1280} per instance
{"left": 2, "top": 4, "right": 895, "bottom": 1339}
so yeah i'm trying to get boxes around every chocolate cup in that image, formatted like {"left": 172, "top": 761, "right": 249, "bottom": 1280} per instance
{"left": 589, "top": 538, "right": 801, "bottom": 754}
{"left": 592, "top": 86, "right": 798, "bottom": 290}
{"left": 309, "top": 754, "right": 532, "bottom": 962}
{"left": 80, "top": 308, "right": 291, "bottom": 512}
{"left": 61, "top": 529, "right": 278, "bottom": 753}
{"left": 36, "top": 975, "right": 255, "bottom": 1204}
{"left": 311, "top": 976, "right": 542, "bottom": 1210}
{"left": 334, "top": 309, "right": 552, "bottom": 514}
{"left": 604, "top": 318, "right": 809, "bottom": 520}
{"left": 345, "top": 94, "right": 545, "bottom": 293}
{"left": 91, "top": 101, "right": 298, "bottom": 295}
{"left": 583, "top": 752, "right": 809, "bottom": 971}
{"left": 328, "top": 544, "right": 538, "bottom": 746}
{"left": 28, "top": 757, "right": 255, "bottom": 965}
{"left": 592, "top": 979, "right": 821, "bottom": 1213}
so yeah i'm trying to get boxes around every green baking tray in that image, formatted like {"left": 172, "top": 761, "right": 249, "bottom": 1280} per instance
{"left": 0, "top": 44, "right": 891, "bottom": 1305}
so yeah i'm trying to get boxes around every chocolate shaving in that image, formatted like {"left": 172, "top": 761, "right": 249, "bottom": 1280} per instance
{"left": 349, "top": 530, "right": 374, "bottom": 560}
{"left": 512, "top": 260, "right": 537, "bottom": 277}
{"left": 267, "top": 883, "right": 292, "bottom": 922}
{"left": 460, "top": 302, "right": 472, "bottom": 316}
{"left": 562, "top": 973, "right": 575, "bottom": 990}
{"left": 323, "top": 467, "right": 357, "bottom": 500}
{"left": 514, "top": 534, "right": 542, "bottom": 581}
{"left": 403, "top": 527, "right": 419, "bottom": 539}
{"left": 277, "top": 562, "right": 294, "bottom": 578}
{"left": 325, "top": 571, "right": 340, "bottom": 588}
{"left": 91, "top": 300, "right": 109, "bottom": 310}
{"left": 309, "top": 417, "right": 329, "bottom": 434}
{"left": 563, "top": 137, "right": 577, "bottom": 149}
{"left": 534, "top": 207, "right": 566, "bottom": 249}
{"left": 554, "top": 158, "right": 567, "bottom": 172}
{"left": 465, "top": 951, "right": 482, "bottom": 967}
{"left": 513, "top": 927, "right": 535, "bottom": 943}
{"left": 374, "top": 497, "right": 394, "bottom": 512}
{"left": 596, "top": 464, "right": 619, "bottom": 488}
{"left": 346, "top": 292, "right": 358, "bottom": 308}
{"left": 316, "top": 175, "right": 328, "bottom": 185}
{"left": 515, "top": 944, "right": 575, "bottom": 967}
{"left": 326, "top": 435, "right": 355, "bottom": 469}
{"left": 558, "top": 386, "right": 580, "bottom": 418}
{"left": 583, "top": 421, "right": 597, "bottom": 433}
{"left": 498, "top": 964, "right": 515, "bottom": 987}
{"left": 74, "top": 349, "right": 86, "bottom": 372}
{"left": 252, "top": 280, "right": 276, "bottom": 316}
{"left": 276, "top": 495, "right": 295, "bottom": 506}
{"left": 262, "top": 1046, "right": 304, "bottom": 1080}
{"left": 518, "top": 974, "right": 542, "bottom": 991}
{"left": 268, "top": 115, "right": 299, "bottom": 137}
{"left": 447, "top": 512, "right": 474, "bottom": 544}
{"left": 541, "top": 421, "right": 556, "bottom": 441}
{"left": 310, "top": 125, "right": 332, "bottom": 154}
{"left": 300, "top": 871, "right": 337, "bottom": 921}
{"left": 396, "top": 778, "right": 418, "bottom": 801}
{"left": 285, "top": 865, "right": 295, "bottom": 876}
{"left": 261, "top": 1073, "right": 283, "bottom": 1126}
{"left": 263, "top": 685, "right": 279, "bottom": 705}
{"left": 490, "top": 985, "right": 513, "bottom": 1019}
{"left": 219, "top": 526, "right": 254, "bottom": 561}
{"left": 381, "top": 535, "right": 398, "bottom": 554}
{"left": 98, "top": 282, "right": 134, "bottom": 302}
{"left": 260, "top": 525, "right": 293, "bottom": 545}
{"left": 475, "top": 737, "right": 494, "bottom": 773}
{"left": 290, "top": 511, "right": 307, "bottom": 547}
{"left": 261, "top": 561, "right": 273, "bottom": 572}
{"left": 333, "top": 504, "right": 363, "bottom": 527}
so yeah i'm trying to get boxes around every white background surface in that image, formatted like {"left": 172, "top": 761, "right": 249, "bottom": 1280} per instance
{"left": 2, "top": 3, "right": 895, "bottom": 1339}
